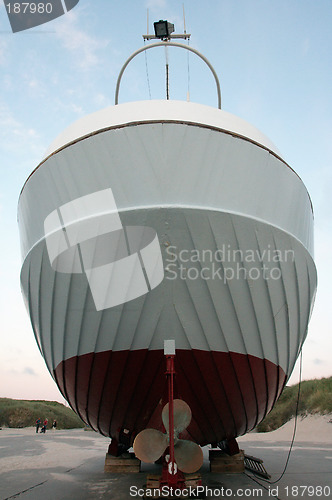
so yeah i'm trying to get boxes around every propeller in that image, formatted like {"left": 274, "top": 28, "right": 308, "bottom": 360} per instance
{"left": 133, "top": 399, "right": 203, "bottom": 473}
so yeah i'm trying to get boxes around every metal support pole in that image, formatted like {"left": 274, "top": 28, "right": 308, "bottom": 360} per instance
{"left": 165, "top": 44, "right": 170, "bottom": 100}
{"left": 115, "top": 41, "right": 222, "bottom": 109}
{"left": 162, "top": 340, "right": 185, "bottom": 488}
{"left": 166, "top": 63, "right": 169, "bottom": 100}
{"left": 166, "top": 354, "right": 176, "bottom": 480}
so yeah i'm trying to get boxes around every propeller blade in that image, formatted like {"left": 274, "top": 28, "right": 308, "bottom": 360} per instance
{"left": 174, "top": 439, "right": 203, "bottom": 473}
{"left": 133, "top": 428, "right": 168, "bottom": 463}
{"left": 162, "top": 399, "right": 192, "bottom": 434}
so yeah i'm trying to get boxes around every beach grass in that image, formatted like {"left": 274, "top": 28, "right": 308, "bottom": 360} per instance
{"left": 0, "top": 398, "right": 85, "bottom": 429}
{"left": 257, "top": 376, "right": 332, "bottom": 432}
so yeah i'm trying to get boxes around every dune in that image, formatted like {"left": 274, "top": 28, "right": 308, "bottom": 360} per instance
{"left": 238, "top": 414, "right": 332, "bottom": 444}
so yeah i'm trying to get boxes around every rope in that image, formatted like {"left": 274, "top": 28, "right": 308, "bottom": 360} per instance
{"left": 144, "top": 40, "right": 151, "bottom": 100}
{"left": 252, "top": 349, "right": 303, "bottom": 485}
{"left": 187, "top": 38, "right": 190, "bottom": 101}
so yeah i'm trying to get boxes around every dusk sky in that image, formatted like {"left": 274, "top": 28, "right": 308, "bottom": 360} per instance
{"left": 0, "top": 0, "right": 331, "bottom": 404}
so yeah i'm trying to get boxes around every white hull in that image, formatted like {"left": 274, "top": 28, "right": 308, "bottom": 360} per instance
{"left": 18, "top": 100, "right": 317, "bottom": 442}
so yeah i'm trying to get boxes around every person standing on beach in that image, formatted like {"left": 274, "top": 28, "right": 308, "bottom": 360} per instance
{"left": 35, "top": 418, "right": 41, "bottom": 433}
{"left": 41, "top": 418, "right": 48, "bottom": 433}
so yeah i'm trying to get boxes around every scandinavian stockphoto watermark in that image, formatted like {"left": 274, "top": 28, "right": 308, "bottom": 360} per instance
{"left": 3, "top": 0, "right": 80, "bottom": 33}
{"left": 44, "top": 187, "right": 295, "bottom": 310}
{"left": 44, "top": 188, "right": 164, "bottom": 311}
{"left": 165, "top": 244, "right": 295, "bottom": 283}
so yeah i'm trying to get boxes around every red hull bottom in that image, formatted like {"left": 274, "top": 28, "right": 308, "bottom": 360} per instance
{"left": 54, "top": 349, "right": 286, "bottom": 449}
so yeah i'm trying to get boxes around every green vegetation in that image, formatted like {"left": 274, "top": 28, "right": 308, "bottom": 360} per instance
{"left": 0, "top": 398, "right": 85, "bottom": 429}
{"left": 257, "top": 376, "right": 332, "bottom": 432}
{"left": 2, "top": 377, "right": 331, "bottom": 432}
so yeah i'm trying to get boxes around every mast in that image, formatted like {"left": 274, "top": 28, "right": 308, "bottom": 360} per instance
{"left": 115, "top": 19, "right": 222, "bottom": 109}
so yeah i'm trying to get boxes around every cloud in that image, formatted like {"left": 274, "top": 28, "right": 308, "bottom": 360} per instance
{"left": 93, "top": 93, "right": 112, "bottom": 109}
{"left": 55, "top": 10, "right": 108, "bottom": 71}
{"left": 23, "top": 366, "right": 38, "bottom": 376}
{"left": 24, "top": 76, "right": 48, "bottom": 98}
{"left": 0, "top": 103, "right": 43, "bottom": 161}
{"left": 0, "top": 39, "right": 8, "bottom": 65}
{"left": 145, "top": 0, "right": 167, "bottom": 9}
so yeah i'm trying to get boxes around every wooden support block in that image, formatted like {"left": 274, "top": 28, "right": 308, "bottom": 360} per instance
{"left": 185, "top": 473, "right": 202, "bottom": 488}
{"left": 104, "top": 452, "right": 140, "bottom": 473}
{"left": 104, "top": 465, "right": 141, "bottom": 473}
{"left": 209, "top": 449, "right": 244, "bottom": 473}
{"left": 145, "top": 473, "right": 202, "bottom": 495}
{"left": 146, "top": 474, "right": 161, "bottom": 488}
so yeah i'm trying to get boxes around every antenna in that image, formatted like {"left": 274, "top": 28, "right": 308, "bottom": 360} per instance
{"left": 147, "top": 9, "right": 149, "bottom": 36}
{"left": 183, "top": 4, "right": 187, "bottom": 34}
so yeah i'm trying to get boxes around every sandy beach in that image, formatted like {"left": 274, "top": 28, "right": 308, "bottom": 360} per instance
{"left": 0, "top": 427, "right": 110, "bottom": 474}
{"left": 239, "top": 413, "right": 332, "bottom": 444}
{"left": 0, "top": 416, "right": 331, "bottom": 499}
{"left": 0, "top": 414, "right": 330, "bottom": 474}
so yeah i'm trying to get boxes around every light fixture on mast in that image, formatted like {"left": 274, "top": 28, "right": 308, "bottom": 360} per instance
{"left": 143, "top": 18, "right": 191, "bottom": 41}
{"left": 154, "top": 20, "right": 174, "bottom": 40}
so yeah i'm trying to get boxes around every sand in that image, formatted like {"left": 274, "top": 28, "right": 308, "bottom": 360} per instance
{"left": 0, "top": 414, "right": 331, "bottom": 475}
{"left": 238, "top": 413, "right": 332, "bottom": 444}
{"left": 0, "top": 427, "right": 110, "bottom": 474}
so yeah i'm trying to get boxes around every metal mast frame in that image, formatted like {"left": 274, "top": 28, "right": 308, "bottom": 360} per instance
{"left": 115, "top": 41, "right": 222, "bottom": 109}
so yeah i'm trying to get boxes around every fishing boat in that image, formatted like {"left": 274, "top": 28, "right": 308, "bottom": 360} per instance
{"left": 18, "top": 21, "right": 316, "bottom": 471}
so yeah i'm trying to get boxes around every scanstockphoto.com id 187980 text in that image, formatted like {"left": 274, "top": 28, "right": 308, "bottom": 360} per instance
{"left": 129, "top": 484, "right": 332, "bottom": 497}
{"left": 129, "top": 484, "right": 264, "bottom": 497}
